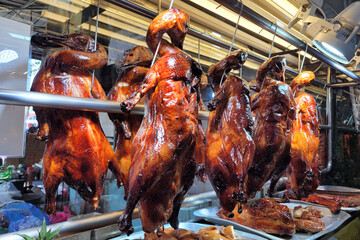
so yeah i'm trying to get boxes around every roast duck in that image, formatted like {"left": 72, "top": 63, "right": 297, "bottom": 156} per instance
{"left": 245, "top": 57, "right": 296, "bottom": 198}
{"left": 218, "top": 198, "right": 296, "bottom": 235}
{"left": 30, "top": 33, "right": 122, "bottom": 214}
{"left": 205, "top": 50, "right": 255, "bottom": 214}
{"left": 107, "top": 46, "right": 153, "bottom": 197}
{"left": 287, "top": 71, "right": 320, "bottom": 199}
{"left": 118, "top": 9, "right": 204, "bottom": 235}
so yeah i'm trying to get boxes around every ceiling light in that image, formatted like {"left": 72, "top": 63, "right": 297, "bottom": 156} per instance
{"left": 312, "top": 2, "right": 360, "bottom": 64}
{"left": 0, "top": 49, "right": 18, "bottom": 63}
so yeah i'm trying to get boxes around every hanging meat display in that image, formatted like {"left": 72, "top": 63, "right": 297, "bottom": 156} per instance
{"left": 287, "top": 71, "right": 320, "bottom": 199}
{"left": 118, "top": 9, "right": 204, "bottom": 235}
{"left": 205, "top": 49, "right": 255, "bottom": 214}
{"left": 30, "top": 33, "right": 122, "bottom": 214}
{"left": 245, "top": 56, "right": 296, "bottom": 198}
{"left": 107, "top": 46, "right": 153, "bottom": 198}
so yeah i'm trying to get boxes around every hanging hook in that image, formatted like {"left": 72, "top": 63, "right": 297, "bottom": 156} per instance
{"left": 150, "top": 0, "right": 175, "bottom": 67}
{"left": 219, "top": 0, "right": 243, "bottom": 87}
{"left": 268, "top": 23, "right": 278, "bottom": 58}
{"left": 299, "top": 43, "right": 308, "bottom": 73}
{"left": 91, "top": 0, "right": 100, "bottom": 91}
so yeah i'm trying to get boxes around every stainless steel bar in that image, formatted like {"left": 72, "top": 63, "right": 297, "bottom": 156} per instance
{"left": 321, "top": 67, "right": 333, "bottom": 174}
{"left": 319, "top": 124, "right": 331, "bottom": 130}
{"left": 0, "top": 89, "right": 210, "bottom": 120}
{"left": 330, "top": 82, "right": 360, "bottom": 88}
{"left": 214, "top": 0, "right": 360, "bottom": 82}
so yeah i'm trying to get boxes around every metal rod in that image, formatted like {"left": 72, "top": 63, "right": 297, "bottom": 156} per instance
{"left": 214, "top": 0, "right": 360, "bottom": 81}
{"left": 330, "top": 82, "right": 360, "bottom": 88}
{"left": 321, "top": 67, "right": 333, "bottom": 174}
{"left": 0, "top": 89, "right": 210, "bottom": 120}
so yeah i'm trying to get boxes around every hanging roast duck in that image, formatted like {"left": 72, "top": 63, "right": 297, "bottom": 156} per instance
{"left": 30, "top": 33, "right": 122, "bottom": 214}
{"left": 287, "top": 71, "right": 320, "bottom": 198}
{"left": 245, "top": 56, "right": 296, "bottom": 198}
{"left": 205, "top": 50, "right": 255, "bottom": 214}
{"left": 107, "top": 46, "right": 153, "bottom": 198}
{"left": 118, "top": 9, "right": 204, "bottom": 235}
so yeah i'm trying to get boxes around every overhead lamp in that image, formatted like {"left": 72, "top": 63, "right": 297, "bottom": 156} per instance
{"left": 287, "top": 1, "right": 360, "bottom": 64}
{"left": 312, "top": 2, "right": 360, "bottom": 64}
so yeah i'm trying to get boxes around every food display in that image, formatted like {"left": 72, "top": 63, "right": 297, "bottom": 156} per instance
{"left": 245, "top": 57, "right": 296, "bottom": 198}
{"left": 118, "top": 8, "right": 204, "bottom": 235}
{"left": 107, "top": 46, "right": 153, "bottom": 197}
{"left": 292, "top": 206, "right": 325, "bottom": 233}
{"left": 217, "top": 198, "right": 296, "bottom": 236}
{"left": 205, "top": 49, "right": 255, "bottom": 213}
{"left": 287, "top": 71, "right": 320, "bottom": 199}
{"left": 30, "top": 33, "right": 122, "bottom": 214}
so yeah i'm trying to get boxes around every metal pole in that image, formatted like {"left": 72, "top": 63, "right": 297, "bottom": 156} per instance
{"left": 321, "top": 67, "right": 333, "bottom": 174}
{"left": 214, "top": 0, "right": 360, "bottom": 81}
{"left": 0, "top": 89, "right": 210, "bottom": 120}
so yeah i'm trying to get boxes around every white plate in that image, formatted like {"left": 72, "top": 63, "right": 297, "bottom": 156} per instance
{"left": 193, "top": 200, "right": 351, "bottom": 240}
{"left": 114, "top": 222, "right": 267, "bottom": 240}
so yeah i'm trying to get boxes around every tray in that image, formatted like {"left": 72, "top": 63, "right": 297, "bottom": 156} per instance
{"left": 193, "top": 200, "right": 351, "bottom": 240}
{"left": 114, "top": 222, "right": 267, "bottom": 240}
{"left": 316, "top": 185, "right": 360, "bottom": 195}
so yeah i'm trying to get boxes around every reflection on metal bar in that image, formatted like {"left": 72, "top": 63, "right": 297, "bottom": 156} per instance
{"left": 321, "top": 67, "right": 333, "bottom": 174}
{"left": 0, "top": 89, "right": 210, "bottom": 120}
{"left": 319, "top": 124, "right": 331, "bottom": 130}
{"left": 214, "top": 0, "right": 360, "bottom": 82}
{"left": 330, "top": 82, "right": 360, "bottom": 88}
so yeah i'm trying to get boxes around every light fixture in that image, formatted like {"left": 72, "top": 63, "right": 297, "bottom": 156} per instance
{"left": 312, "top": 2, "right": 360, "bottom": 64}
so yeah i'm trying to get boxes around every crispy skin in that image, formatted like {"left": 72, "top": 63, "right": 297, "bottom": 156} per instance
{"left": 206, "top": 75, "right": 254, "bottom": 213}
{"left": 302, "top": 194, "right": 341, "bottom": 214}
{"left": 118, "top": 9, "right": 203, "bottom": 235}
{"left": 309, "top": 193, "right": 360, "bottom": 208}
{"left": 246, "top": 57, "right": 296, "bottom": 198}
{"left": 218, "top": 198, "right": 296, "bottom": 236}
{"left": 287, "top": 72, "right": 320, "bottom": 198}
{"left": 30, "top": 34, "right": 121, "bottom": 214}
{"left": 107, "top": 46, "right": 152, "bottom": 198}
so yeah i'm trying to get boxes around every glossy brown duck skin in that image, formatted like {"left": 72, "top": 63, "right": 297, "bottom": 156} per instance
{"left": 246, "top": 57, "right": 296, "bottom": 198}
{"left": 205, "top": 50, "right": 254, "bottom": 213}
{"left": 217, "top": 198, "right": 296, "bottom": 236}
{"left": 287, "top": 71, "right": 320, "bottom": 199}
{"left": 107, "top": 46, "right": 152, "bottom": 197}
{"left": 30, "top": 33, "right": 122, "bottom": 214}
{"left": 118, "top": 9, "right": 203, "bottom": 235}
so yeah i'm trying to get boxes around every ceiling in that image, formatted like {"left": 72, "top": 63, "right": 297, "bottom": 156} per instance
{"left": 0, "top": 0, "right": 359, "bottom": 100}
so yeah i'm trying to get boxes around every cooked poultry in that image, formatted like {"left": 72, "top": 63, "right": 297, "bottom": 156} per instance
{"left": 301, "top": 194, "right": 341, "bottom": 214}
{"left": 293, "top": 205, "right": 323, "bottom": 218}
{"left": 118, "top": 9, "right": 203, "bottom": 235}
{"left": 292, "top": 206, "right": 325, "bottom": 233}
{"left": 287, "top": 71, "right": 320, "bottom": 199}
{"left": 311, "top": 193, "right": 360, "bottom": 207}
{"left": 142, "top": 226, "right": 237, "bottom": 240}
{"left": 245, "top": 57, "right": 296, "bottom": 198}
{"left": 30, "top": 33, "right": 122, "bottom": 214}
{"left": 217, "top": 198, "right": 296, "bottom": 235}
{"left": 205, "top": 50, "right": 255, "bottom": 214}
{"left": 107, "top": 46, "right": 152, "bottom": 197}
